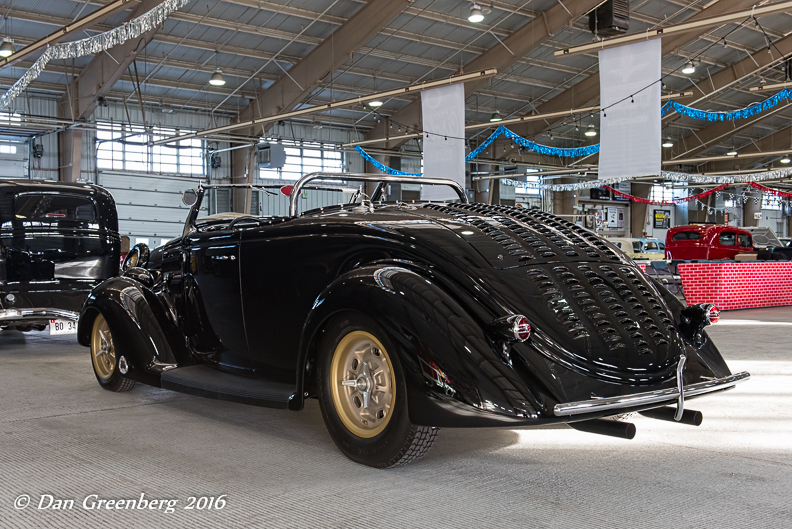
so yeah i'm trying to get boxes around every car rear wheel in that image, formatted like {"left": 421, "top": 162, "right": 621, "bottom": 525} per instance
{"left": 90, "top": 313, "right": 136, "bottom": 392}
{"left": 317, "top": 313, "right": 438, "bottom": 468}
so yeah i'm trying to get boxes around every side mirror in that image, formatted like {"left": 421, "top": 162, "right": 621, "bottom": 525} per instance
{"left": 182, "top": 189, "right": 198, "bottom": 206}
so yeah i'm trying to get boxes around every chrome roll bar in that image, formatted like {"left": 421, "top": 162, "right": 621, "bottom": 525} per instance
{"left": 288, "top": 172, "right": 468, "bottom": 217}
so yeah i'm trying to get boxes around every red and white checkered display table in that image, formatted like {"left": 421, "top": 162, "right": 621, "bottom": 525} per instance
{"left": 678, "top": 262, "right": 792, "bottom": 310}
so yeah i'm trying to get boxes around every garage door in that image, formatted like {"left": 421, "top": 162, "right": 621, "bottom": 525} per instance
{"left": 98, "top": 171, "right": 206, "bottom": 248}
{"left": 0, "top": 143, "right": 27, "bottom": 179}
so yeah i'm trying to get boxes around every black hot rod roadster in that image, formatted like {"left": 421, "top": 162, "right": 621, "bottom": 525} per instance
{"left": 77, "top": 173, "right": 749, "bottom": 468}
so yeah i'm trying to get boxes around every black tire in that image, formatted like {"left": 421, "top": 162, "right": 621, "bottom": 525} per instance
{"left": 317, "top": 312, "right": 438, "bottom": 468}
{"left": 90, "top": 313, "right": 136, "bottom": 393}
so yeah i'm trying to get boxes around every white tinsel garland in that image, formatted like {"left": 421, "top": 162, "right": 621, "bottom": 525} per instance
{"left": 0, "top": 0, "right": 194, "bottom": 109}
{"left": 503, "top": 168, "right": 792, "bottom": 192}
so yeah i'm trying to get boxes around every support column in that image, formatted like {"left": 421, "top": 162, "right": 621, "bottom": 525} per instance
{"left": 687, "top": 188, "right": 706, "bottom": 223}
{"left": 629, "top": 183, "right": 651, "bottom": 238}
{"left": 787, "top": 200, "right": 792, "bottom": 236}
{"left": 487, "top": 178, "right": 500, "bottom": 205}
{"left": 743, "top": 188, "right": 762, "bottom": 227}
{"left": 232, "top": 146, "right": 256, "bottom": 213}
{"left": 58, "top": 128, "right": 82, "bottom": 182}
{"left": 474, "top": 164, "right": 491, "bottom": 203}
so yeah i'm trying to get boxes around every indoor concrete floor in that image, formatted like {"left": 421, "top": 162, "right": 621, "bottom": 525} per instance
{"left": 1, "top": 307, "right": 790, "bottom": 529}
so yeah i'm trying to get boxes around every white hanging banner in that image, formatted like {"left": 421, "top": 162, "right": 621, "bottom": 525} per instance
{"left": 421, "top": 84, "right": 466, "bottom": 200}
{"left": 598, "top": 40, "right": 661, "bottom": 180}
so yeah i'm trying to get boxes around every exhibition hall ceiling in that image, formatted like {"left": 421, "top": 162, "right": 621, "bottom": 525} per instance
{"left": 1, "top": 0, "right": 792, "bottom": 171}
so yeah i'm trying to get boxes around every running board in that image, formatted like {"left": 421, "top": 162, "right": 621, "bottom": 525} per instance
{"left": 161, "top": 365, "right": 295, "bottom": 409}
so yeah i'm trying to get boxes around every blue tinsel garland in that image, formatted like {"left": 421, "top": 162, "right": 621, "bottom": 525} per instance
{"left": 355, "top": 126, "right": 599, "bottom": 176}
{"left": 660, "top": 88, "right": 792, "bottom": 121}
{"left": 354, "top": 146, "right": 423, "bottom": 176}
{"left": 465, "top": 125, "right": 599, "bottom": 161}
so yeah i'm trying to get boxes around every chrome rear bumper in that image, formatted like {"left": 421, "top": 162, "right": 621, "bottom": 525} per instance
{"left": 553, "top": 371, "right": 750, "bottom": 417}
{"left": 0, "top": 308, "right": 79, "bottom": 325}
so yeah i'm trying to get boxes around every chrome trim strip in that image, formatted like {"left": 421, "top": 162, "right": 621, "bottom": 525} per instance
{"left": 553, "top": 371, "right": 751, "bottom": 417}
{"left": 0, "top": 308, "right": 79, "bottom": 323}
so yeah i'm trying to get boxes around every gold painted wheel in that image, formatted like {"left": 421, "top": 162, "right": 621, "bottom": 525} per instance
{"left": 91, "top": 314, "right": 116, "bottom": 380}
{"left": 330, "top": 331, "right": 396, "bottom": 438}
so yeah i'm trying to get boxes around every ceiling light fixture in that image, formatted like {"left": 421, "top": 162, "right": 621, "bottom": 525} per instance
{"left": 368, "top": 100, "right": 383, "bottom": 108}
{"left": 489, "top": 110, "right": 502, "bottom": 122}
{"left": 468, "top": 3, "right": 485, "bottom": 23}
{"left": 682, "top": 60, "right": 696, "bottom": 75}
{"left": 0, "top": 38, "right": 14, "bottom": 58}
{"left": 209, "top": 69, "right": 226, "bottom": 86}
{"left": 584, "top": 123, "right": 597, "bottom": 137}
{"left": 662, "top": 137, "right": 674, "bottom": 148}
{"left": 781, "top": 154, "right": 791, "bottom": 163}
{"left": 726, "top": 148, "right": 738, "bottom": 156}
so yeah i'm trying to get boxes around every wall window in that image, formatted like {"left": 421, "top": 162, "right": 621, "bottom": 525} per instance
{"left": 762, "top": 197, "right": 782, "bottom": 210}
{"left": 0, "top": 111, "right": 21, "bottom": 126}
{"left": 96, "top": 122, "right": 204, "bottom": 175}
{"left": 650, "top": 185, "right": 674, "bottom": 203}
{"left": 96, "top": 122, "right": 126, "bottom": 170}
{"left": 152, "top": 126, "right": 203, "bottom": 175}
{"left": 0, "top": 144, "right": 17, "bottom": 154}
{"left": 260, "top": 140, "right": 343, "bottom": 180}
{"left": 512, "top": 173, "right": 542, "bottom": 195}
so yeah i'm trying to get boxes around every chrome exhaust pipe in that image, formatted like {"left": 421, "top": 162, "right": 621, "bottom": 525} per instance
{"left": 640, "top": 406, "right": 703, "bottom": 426}
{"left": 569, "top": 419, "right": 636, "bottom": 439}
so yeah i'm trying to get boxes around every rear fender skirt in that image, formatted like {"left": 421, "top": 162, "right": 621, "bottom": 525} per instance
{"left": 297, "top": 265, "right": 543, "bottom": 427}
{"left": 78, "top": 277, "right": 186, "bottom": 386}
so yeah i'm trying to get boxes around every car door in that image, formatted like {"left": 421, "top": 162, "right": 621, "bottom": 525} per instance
{"left": 183, "top": 227, "right": 250, "bottom": 368}
{"left": 715, "top": 230, "right": 737, "bottom": 259}
{"left": 237, "top": 219, "right": 342, "bottom": 383}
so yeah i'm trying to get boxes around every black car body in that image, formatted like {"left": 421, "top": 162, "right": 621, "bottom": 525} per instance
{"left": 77, "top": 174, "right": 748, "bottom": 467}
{"left": 0, "top": 180, "right": 120, "bottom": 331}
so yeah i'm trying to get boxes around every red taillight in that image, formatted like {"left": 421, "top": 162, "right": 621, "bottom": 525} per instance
{"left": 512, "top": 316, "right": 531, "bottom": 342}
{"left": 705, "top": 304, "right": 720, "bottom": 325}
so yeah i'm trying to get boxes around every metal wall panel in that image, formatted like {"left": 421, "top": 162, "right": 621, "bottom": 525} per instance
{"left": 24, "top": 98, "right": 59, "bottom": 180}
{"left": 3, "top": 96, "right": 59, "bottom": 180}
{"left": 98, "top": 171, "right": 207, "bottom": 247}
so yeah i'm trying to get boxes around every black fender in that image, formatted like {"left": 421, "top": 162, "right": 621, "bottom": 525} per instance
{"left": 296, "top": 264, "right": 542, "bottom": 427}
{"left": 647, "top": 276, "right": 731, "bottom": 379}
{"left": 78, "top": 277, "right": 188, "bottom": 387}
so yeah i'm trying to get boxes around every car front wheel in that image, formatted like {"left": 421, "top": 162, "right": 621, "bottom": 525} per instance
{"left": 317, "top": 313, "right": 437, "bottom": 468}
{"left": 90, "top": 313, "right": 136, "bottom": 392}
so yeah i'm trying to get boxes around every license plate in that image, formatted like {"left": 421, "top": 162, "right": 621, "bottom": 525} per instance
{"left": 50, "top": 319, "right": 77, "bottom": 335}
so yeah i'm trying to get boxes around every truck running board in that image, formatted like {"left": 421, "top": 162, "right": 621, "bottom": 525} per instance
{"left": 161, "top": 365, "right": 295, "bottom": 409}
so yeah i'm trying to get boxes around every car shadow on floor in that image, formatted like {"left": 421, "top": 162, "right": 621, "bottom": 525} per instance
{"left": 151, "top": 391, "right": 534, "bottom": 464}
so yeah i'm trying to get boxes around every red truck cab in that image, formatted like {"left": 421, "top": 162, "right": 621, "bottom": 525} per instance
{"left": 665, "top": 224, "right": 753, "bottom": 260}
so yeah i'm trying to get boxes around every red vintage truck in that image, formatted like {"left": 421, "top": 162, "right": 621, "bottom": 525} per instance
{"left": 665, "top": 224, "right": 754, "bottom": 260}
